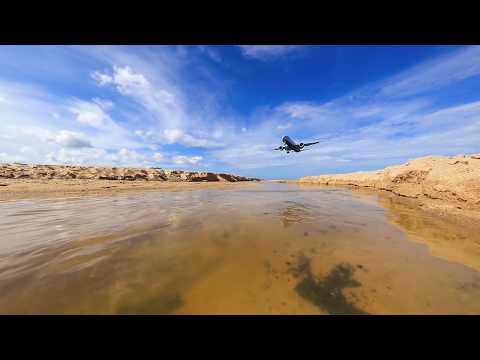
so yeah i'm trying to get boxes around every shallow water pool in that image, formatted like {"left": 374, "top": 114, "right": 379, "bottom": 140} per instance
{"left": 0, "top": 182, "right": 479, "bottom": 314}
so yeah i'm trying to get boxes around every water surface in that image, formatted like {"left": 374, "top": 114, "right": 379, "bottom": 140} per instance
{"left": 1, "top": 182, "right": 480, "bottom": 314}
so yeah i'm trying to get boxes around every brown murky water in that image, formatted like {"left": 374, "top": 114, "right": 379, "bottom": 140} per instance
{"left": 1, "top": 182, "right": 480, "bottom": 314}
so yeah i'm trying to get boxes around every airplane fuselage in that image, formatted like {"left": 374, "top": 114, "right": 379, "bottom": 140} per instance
{"left": 274, "top": 135, "right": 319, "bottom": 153}
{"left": 282, "top": 136, "right": 303, "bottom": 152}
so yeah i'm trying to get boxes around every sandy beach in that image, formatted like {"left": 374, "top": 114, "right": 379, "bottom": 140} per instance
{"left": 0, "top": 163, "right": 260, "bottom": 201}
{"left": 299, "top": 153, "right": 480, "bottom": 222}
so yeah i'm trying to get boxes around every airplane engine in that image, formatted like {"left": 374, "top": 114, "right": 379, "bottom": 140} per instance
{"left": 299, "top": 143, "right": 304, "bottom": 149}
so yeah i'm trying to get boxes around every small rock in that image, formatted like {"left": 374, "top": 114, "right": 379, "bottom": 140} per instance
{"left": 448, "top": 160, "right": 469, "bottom": 165}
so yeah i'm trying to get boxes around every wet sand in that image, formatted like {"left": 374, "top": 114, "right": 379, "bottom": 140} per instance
{"left": 1, "top": 182, "right": 480, "bottom": 314}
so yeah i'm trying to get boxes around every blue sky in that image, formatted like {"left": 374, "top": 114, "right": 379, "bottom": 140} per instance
{"left": 1, "top": 45, "right": 480, "bottom": 179}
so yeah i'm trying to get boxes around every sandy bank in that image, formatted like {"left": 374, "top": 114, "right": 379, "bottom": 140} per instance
{"left": 0, "top": 163, "right": 260, "bottom": 201}
{"left": 299, "top": 153, "right": 480, "bottom": 220}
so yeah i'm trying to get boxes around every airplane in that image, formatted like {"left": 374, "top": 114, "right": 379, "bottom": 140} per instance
{"left": 273, "top": 136, "right": 319, "bottom": 153}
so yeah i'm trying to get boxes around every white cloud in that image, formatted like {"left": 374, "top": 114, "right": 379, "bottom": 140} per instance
{"left": 91, "top": 65, "right": 184, "bottom": 129}
{"left": 182, "top": 136, "right": 217, "bottom": 147}
{"left": 45, "top": 147, "right": 151, "bottom": 167}
{"left": 86, "top": 49, "right": 234, "bottom": 155}
{"left": 69, "top": 100, "right": 112, "bottom": 129}
{"left": 0, "top": 152, "right": 26, "bottom": 163}
{"left": 276, "top": 101, "right": 332, "bottom": 120}
{"left": 91, "top": 71, "right": 113, "bottom": 86}
{"left": 163, "top": 128, "right": 221, "bottom": 148}
{"left": 20, "top": 146, "right": 32, "bottom": 153}
{"left": 110, "top": 65, "right": 150, "bottom": 96}
{"left": 47, "top": 148, "right": 112, "bottom": 165}
{"left": 117, "top": 148, "right": 145, "bottom": 164}
{"left": 91, "top": 65, "right": 171, "bottom": 106}
{"left": 163, "top": 128, "right": 184, "bottom": 143}
{"left": 0, "top": 78, "right": 144, "bottom": 168}
{"left": 92, "top": 98, "right": 114, "bottom": 110}
{"left": 48, "top": 130, "right": 92, "bottom": 148}
{"left": 238, "top": 45, "right": 302, "bottom": 61}
{"left": 20, "top": 146, "right": 33, "bottom": 154}
{"left": 277, "top": 123, "right": 292, "bottom": 130}
{"left": 350, "top": 107, "right": 382, "bottom": 118}
{"left": 153, "top": 152, "right": 163, "bottom": 162}
{"left": 172, "top": 155, "right": 203, "bottom": 165}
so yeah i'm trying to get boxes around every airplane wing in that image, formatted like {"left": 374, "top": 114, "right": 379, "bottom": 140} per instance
{"left": 273, "top": 146, "right": 284, "bottom": 151}
{"left": 303, "top": 141, "right": 319, "bottom": 147}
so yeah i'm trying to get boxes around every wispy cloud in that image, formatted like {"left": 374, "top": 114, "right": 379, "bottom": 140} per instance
{"left": 91, "top": 65, "right": 184, "bottom": 128}
{"left": 379, "top": 46, "right": 480, "bottom": 98}
{"left": 91, "top": 61, "right": 227, "bottom": 150}
{"left": 198, "top": 45, "right": 222, "bottom": 63}
{"left": 238, "top": 45, "right": 302, "bottom": 61}
{"left": 173, "top": 155, "right": 203, "bottom": 165}
{"left": 277, "top": 123, "right": 292, "bottom": 130}
{"left": 162, "top": 128, "right": 223, "bottom": 148}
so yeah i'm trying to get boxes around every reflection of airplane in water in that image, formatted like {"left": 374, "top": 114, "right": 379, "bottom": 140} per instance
{"left": 273, "top": 136, "right": 320, "bottom": 153}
